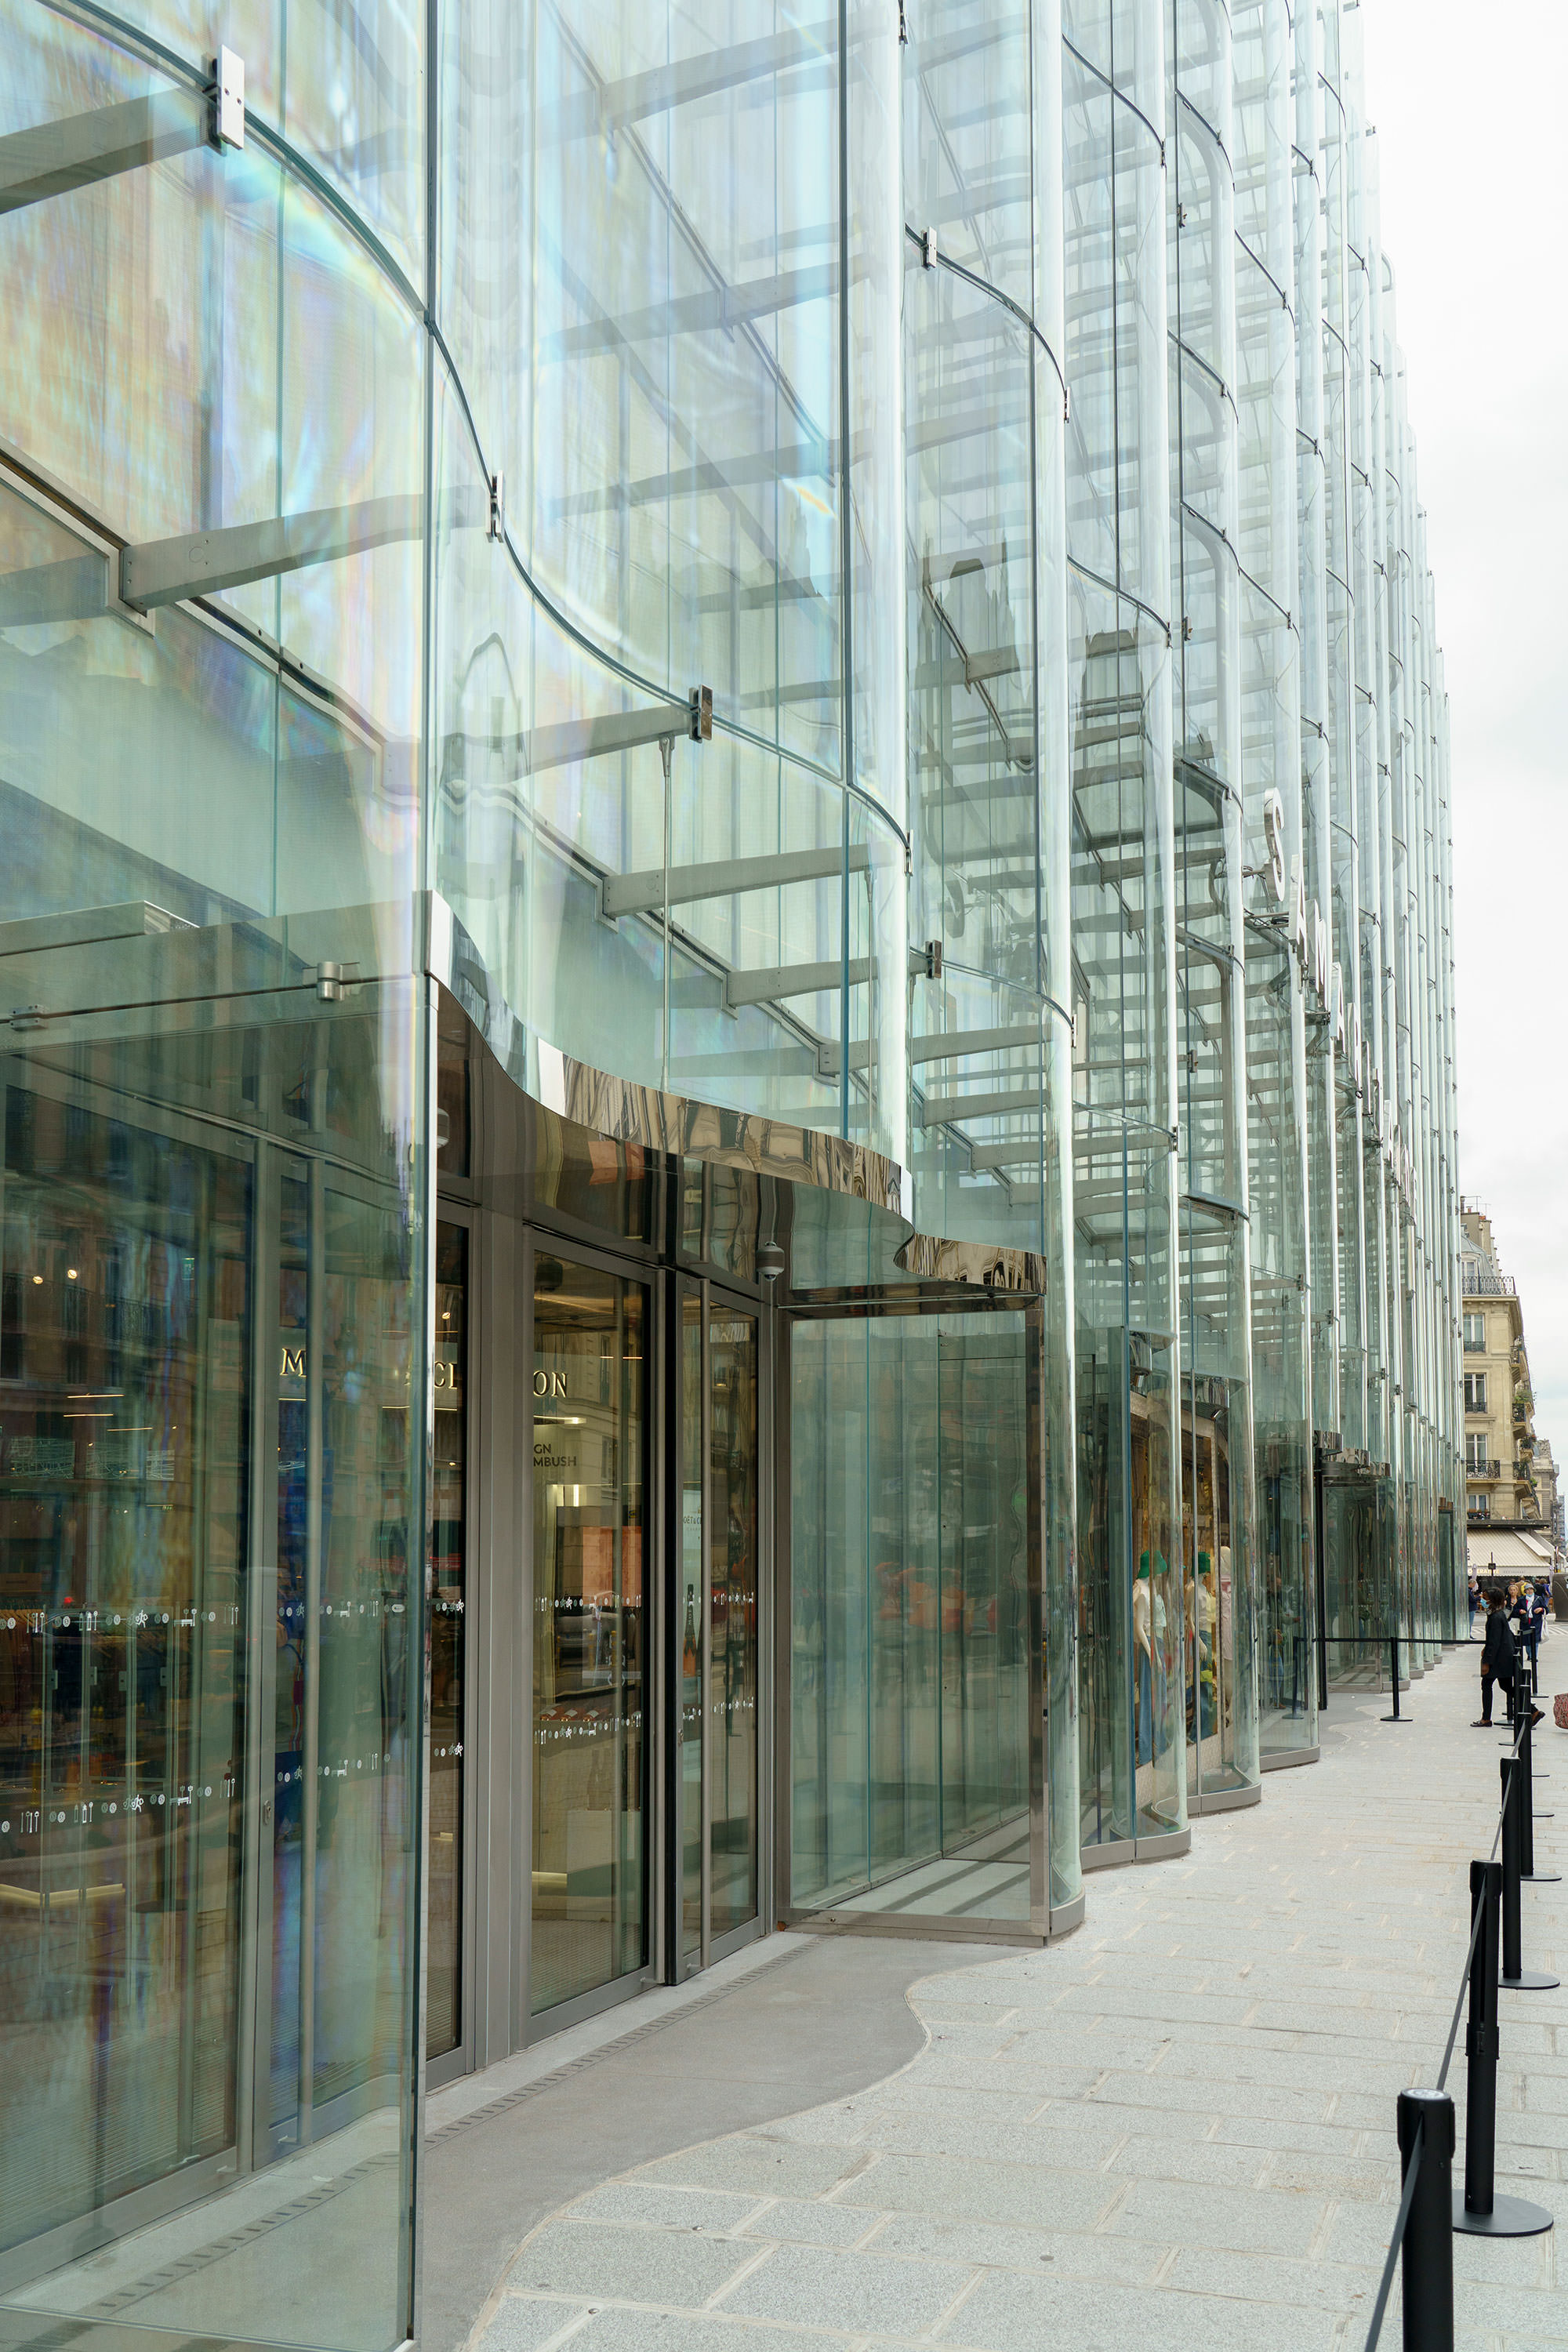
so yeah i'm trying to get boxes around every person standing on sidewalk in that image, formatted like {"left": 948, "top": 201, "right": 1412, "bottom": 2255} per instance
{"left": 1528, "top": 1581, "right": 1548, "bottom": 1679}
{"left": 1475, "top": 1595, "right": 1518, "bottom": 1727}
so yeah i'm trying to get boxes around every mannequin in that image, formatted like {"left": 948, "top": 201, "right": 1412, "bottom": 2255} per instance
{"left": 1196, "top": 1550, "right": 1217, "bottom": 1738}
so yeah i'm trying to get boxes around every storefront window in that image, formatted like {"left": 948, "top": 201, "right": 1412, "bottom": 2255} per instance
{"left": 0, "top": 992, "right": 426, "bottom": 2352}
{"left": 0, "top": 1076, "right": 252, "bottom": 2256}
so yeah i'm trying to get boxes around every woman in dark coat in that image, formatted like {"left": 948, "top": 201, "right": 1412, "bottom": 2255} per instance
{"left": 1475, "top": 1597, "right": 1518, "bottom": 1728}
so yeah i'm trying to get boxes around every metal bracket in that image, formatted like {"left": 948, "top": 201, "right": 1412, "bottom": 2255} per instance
{"left": 211, "top": 48, "right": 245, "bottom": 151}
{"left": 688, "top": 684, "right": 713, "bottom": 742}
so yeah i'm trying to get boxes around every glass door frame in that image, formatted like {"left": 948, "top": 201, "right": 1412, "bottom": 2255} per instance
{"left": 519, "top": 1224, "right": 659, "bottom": 2046}
{"left": 669, "top": 1272, "right": 771, "bottom": 1984}
{"left": 249, "top": 1134, "right": 424, "bottom": 2165}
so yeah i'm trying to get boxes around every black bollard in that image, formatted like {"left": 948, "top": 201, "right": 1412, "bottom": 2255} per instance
{"left": 1454, "top": 1859, "right": 1553, "bottom": 2238}
{"left": 1521, "top": 1719, "right": 1534, "bottom": 1876}
{"left": 1397, "top": 2089, "right": 1454, "bottom": 2352}
{"left": 1500, "top": 1753, "right": 1559, "bottom": 1991}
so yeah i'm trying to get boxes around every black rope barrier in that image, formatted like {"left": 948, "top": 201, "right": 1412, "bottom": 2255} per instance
{"left": 1363, "top": 1714, "right": 1555, "bottom": 2352}
{"left": 1319, "top": 1632, "right": 1414, "bottom": 1722}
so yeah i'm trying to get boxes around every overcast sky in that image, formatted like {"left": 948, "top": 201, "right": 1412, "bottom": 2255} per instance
{"left": 1355, "top": 0, "right": 1568, "bottom": 1453}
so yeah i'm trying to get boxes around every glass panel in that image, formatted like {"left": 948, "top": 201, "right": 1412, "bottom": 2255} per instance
{"left": 1070, "top": 578, "right": 1183, "bottom": 1850}
{"left": 0, "top": 1079, "right": 251, "bottom": 2254}
{"left": 0, "top": 2, "right": 280, "bottom": 559}
{"left": 1130, "top": 1345, "right": 1181, "bottom": 1834}
{"left": 1076, "top": 1327, "right": 1131, "bottom": 1847}
{"left": 905, "top": 256, "right": 1038, "bottom": 992}
{"left": 938, "top": 1327, "right": 1029, "bottom": 1848}
{"left": 790, "top": 1311, "right": 1034, "bottom": 1924}
{"left": 789, "top": 1317, "right": 869, "bottom": 1907}
{"left": 434, "top": 374, "right": 904, "bottom": 1156}
{"left": 0, "top": 989, "right": 426, "bottom": 2352}
{"left": 680, "top": 1292, "right": 702, "bottom": 1963}
{"left": 271, "top": 1149, "right": 424, "bottom": 2149}
{"left": 708, "top": 1308, "right": 757, "bottom": 1941}
{"left": 525, "top": 1, "right": 843, "bottom": 775}
{"left": 310, "top": 1178, "right": 419, "bottom": 2118}
{"left": 903, "top": 0, "right": 1034, "bottom": 316}
{"left": 530, "top": 1257, "right": 646, "bottom": 2015}
{"left": 283, "top": 0, "right": 426, "bottom": 284}
{"left": 1062, "top": 55, "right": 1116, "bottom": 585}
{"left": 426, "top": 1221, "right": 468, "bottom": 2061}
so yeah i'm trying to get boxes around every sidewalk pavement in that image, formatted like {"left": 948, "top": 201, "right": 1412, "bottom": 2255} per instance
{"left": 460, "top": 1643, "right": 1567, "bottom": 2351}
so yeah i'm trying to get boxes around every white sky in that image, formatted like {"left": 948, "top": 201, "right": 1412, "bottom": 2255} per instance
{"left": 1356, "top": 0, "right": 1568, "bottom": 1452}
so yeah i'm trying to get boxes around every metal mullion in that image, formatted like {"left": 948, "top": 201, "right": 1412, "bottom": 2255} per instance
{"left": 297, "top": 1149, "right": 325, "bottom": 2144}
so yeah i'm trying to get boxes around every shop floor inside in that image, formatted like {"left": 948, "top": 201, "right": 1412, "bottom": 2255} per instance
{"left": 434, "top": 1634, "right": 1568, "bottom": 2352}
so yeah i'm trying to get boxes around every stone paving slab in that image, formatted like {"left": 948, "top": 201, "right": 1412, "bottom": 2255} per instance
{"left": 465, "top": 1644, "right": 1568, "bottom": 2349}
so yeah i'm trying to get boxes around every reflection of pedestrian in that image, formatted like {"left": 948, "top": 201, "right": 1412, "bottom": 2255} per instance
{"left": 1474, "top": 1597, "right": 1515, "bottom": 1728}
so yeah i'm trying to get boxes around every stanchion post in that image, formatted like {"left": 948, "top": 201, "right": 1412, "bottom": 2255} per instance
{"left": 1455, "top": 1859, "right": 1553, "bottom": 2237}
{"left": 1519, "top": 1708, "right": 1560, "bottom": 1882}
{"left": 1397, "top": 2089, "right": 1454, "bottom": 2352}
{"left": 1381, "top": 1633, "right": 1410, "bottom": 1724}
{"left": 1500, "top": 1751, "right": 1560, "bottom": 1991}
{"left": 1502, "top": 1752, "right": 1523, "bottom": 1976}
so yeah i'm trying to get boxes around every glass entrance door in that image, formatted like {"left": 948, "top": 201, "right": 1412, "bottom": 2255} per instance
{"left": 679, "top": 1288, "right": 760, "bottom": 1973}
{"left": 529, "top": 1250, "right": 647, "bottom": 2021}
{"left": 260, "top": 1152, "right": 419, "bottom": 2161}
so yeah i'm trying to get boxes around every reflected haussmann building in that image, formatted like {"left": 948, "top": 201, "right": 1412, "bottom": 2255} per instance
{"left": 0, "top": 0, "right": 1461, "bottom": 2339}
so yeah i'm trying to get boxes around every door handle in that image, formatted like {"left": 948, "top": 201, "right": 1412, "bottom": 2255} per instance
{"left": 261, "top": 1797, "right": 273, "bottom": 1824}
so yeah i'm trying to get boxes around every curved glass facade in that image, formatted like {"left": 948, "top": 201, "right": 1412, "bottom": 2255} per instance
{"left": 0, "top": 0, "right": 1461, "bottom": 2331}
